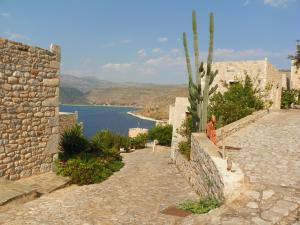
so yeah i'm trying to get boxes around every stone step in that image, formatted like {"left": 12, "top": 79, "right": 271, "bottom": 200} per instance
{"left": 0, "top": 172, "right": 70, "bottom": 210}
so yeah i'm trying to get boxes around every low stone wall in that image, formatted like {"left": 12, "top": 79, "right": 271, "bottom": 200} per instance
{"left": 174, "top": 133, "right": 244, "bottom": 202}
{"left": 128, "top": 128, "right": 148, "bottom": 138}
{"left": 216, "top": 110, "right": 268, "bottom": 141}
{"left": 59, "top": 112, "right": 78, "bottom": 134}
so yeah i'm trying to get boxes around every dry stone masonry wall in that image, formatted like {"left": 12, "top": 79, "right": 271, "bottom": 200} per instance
{"left": 59, "top": 112, "right": 78, "bottom": 134}
{"left": 0, "top": 38, "right": 61, "bottom": 180}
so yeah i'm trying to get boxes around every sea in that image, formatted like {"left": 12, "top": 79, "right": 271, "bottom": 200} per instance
{"left": 59, "top": 105, "right": 155, "bottom": 138}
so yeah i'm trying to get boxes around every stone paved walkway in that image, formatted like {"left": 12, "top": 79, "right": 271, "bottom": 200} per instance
{"left": 188, "top": 110, "right": 300, "bottom": 225}
{"left": 0, "top": 146, "right": 197, "bottom": 225}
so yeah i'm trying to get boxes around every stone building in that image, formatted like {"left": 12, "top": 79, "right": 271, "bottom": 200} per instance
{"left": 208, "top": 58, "right": 283, "bottom": 109}
{"left": 0, "top": 38, "right": 61, "bottom": 180}
{"left": 290, "top": 60, "right": 300, "bottom": 90}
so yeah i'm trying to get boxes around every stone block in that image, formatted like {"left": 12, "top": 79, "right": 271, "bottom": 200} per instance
{"left": 45, "top": 133, "right": 59, "bottom": 154}
{"left": 42, "top": 96, "right": 58, "bottom": 107}
{"left": 42, "top": 78, "right": 59, "bottom": 87}
{"left": 8, "top": 77, "right": 18, "bottom": 84}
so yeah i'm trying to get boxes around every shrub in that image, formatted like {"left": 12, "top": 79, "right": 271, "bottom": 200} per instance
{"left": 113, "top": 134, "right": 131, "bottom": 151}
{"left": 130, "top": 133, "right": 148, "bottom": 149}
{"left": 177, "top": 116, "right": 192, "bottom": 159}
{"left": 90, "top": 129, "right": 115, "bottom": 152}
{"left": 148, "top": 124, "right": 173, "bottom": 146}
{"left": 177, "top": 197, "right": 221, "bottom": 214}
{"left": 281, "top": 89, "right": 298, "bottom": 109}
{"left": 59, "top": 124, "right": 90, "bottom": 159}
{"left": 55, "top": 156, "right": 112, "bottom": 185}
{"left": 178, "top": 141, "right": 191, "bottom": 160}
{"left": 209, "top": 75, "right": 264, "bottom": 126}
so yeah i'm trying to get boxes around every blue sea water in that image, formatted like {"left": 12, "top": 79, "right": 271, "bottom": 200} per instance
{"left": 59, "top": 105, "right": 155, "bottom": 137}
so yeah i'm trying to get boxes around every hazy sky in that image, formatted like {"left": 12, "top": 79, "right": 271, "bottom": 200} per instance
{"left": 0, "top": 0, "right": 299, "bottom": 84}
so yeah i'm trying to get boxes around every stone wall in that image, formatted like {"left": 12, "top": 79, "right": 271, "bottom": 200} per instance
{"left": 291, "top": 60, "right": 300, "bottom": 90}
{"left": 170, "top": 97, "right": 189, "bottom": 160}
{"left": 0, "top": 38, "right": 60, "bottom": 180}
{"left": 59, "top": 112, "right": 78, "bottom": 134}
{"left": 173, "top": 133, "right": 244, "bottom": 202}
{"left": 128, "top": 128, "right": 148, "bottom": 138}
{"left": 209, "top": 59, "right": 282, "bottom": 109}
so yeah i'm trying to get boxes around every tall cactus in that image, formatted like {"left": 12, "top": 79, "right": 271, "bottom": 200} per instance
{"left": 183, "top": 10, "right": 218, "bottom": 132}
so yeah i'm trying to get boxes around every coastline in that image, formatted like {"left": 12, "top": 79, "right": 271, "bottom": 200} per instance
{"left": 60, "top": 103, "right": 141, "bottom": 109}
{"left": 127, "top": 111, "right": 165, "bottom": 123}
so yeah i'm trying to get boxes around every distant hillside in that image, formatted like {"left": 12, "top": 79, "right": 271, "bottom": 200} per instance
{"left": 60, "top": 74, "right": 188, "bottom": 120}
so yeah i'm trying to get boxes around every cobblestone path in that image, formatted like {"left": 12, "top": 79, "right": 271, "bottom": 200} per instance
{"left": 189, "top": 110, "right": 300, "bottom": 225}
{"left": 0, "top": 146, "right": 197, "bottom": 225}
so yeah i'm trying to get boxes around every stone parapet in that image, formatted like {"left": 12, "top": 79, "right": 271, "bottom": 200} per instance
{"left": 216, "top": 110, "right": 269, "bottom": 141}
{"left": 173, "top": 133, "right": 244, "bottom": 202}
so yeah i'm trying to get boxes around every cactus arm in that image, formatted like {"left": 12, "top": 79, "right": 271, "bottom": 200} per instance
{"left": 192, "top": 10, "right": 200, "bottom": 86}
{"left": 201, "top": 13, "right": 215, "bottom": 132}
{"left": 183, "top": 32, "right": 193, "bottom": 85}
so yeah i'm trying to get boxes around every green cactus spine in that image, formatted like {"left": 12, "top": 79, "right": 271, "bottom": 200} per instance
{"left": 183, "top": 10, "right": 218, "bottom": 133}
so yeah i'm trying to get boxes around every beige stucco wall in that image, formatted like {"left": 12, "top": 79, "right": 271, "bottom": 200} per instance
{"left": 170, "top": 97, "right": 189, "bottom": 160}
{"left": 291, "top": 60, "right": 300, "bottom": 90}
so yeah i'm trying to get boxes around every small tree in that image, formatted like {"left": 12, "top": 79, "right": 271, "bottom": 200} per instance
{"left": 288, "top": 40, "right": 300, "bottom": 68}
{"left": 209, "top": 75, "right": 264, "bottom": 125}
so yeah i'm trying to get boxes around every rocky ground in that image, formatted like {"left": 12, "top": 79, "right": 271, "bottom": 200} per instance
{"left": 0, "top": 146, "right": 197, "bottom": 225}
{"left": 184, "top": 110, "right": 300, "bottom": 225}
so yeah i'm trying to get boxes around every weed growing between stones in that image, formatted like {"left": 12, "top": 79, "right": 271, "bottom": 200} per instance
{"left": 177, "top": 197, "right": 221, "bottom": 214}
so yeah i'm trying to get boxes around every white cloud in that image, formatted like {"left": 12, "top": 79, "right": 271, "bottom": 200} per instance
{"left": 263, "top": 0, "right": 295, "bottom": 7}
{"left": 214, "top": 48, "right": 291, "bottom": 60}
{"left": 102, "top": 63, "right": 134, "bottom": 72}
{"left": 121, "top": 39, "right": 131, "bottom": 44}
{"left": 145, "top": 55, "right": 185, "bottom": 67}
{"left": 170, "top": 48, "right": 180, "bottom": 54}
{"left": 137, "top": 49, "right": 147, "bottom": 57}
{"left": 157, "top": 37, "right": 168, "bottom": 43}
{"left": 152, "top": 48, "right": 161, "bottom": 53}
{"left": 0, "top": 12, "right": 11, "bottom": 17}
{"left": 7, "top": 33, "right": 30, "bottom": 41}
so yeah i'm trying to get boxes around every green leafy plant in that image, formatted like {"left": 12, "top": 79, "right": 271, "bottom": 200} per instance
{"left": 288, "top": 40, "right": 300, "bottom": 68}
{"left": 177, "top": 197, "right": 221, "bottom": 214}
{"left": 177, "top": 116, "right": 192, "bottom": 159}
{"left": 209, "top": 75, "right": 264, "bottom": 126}
{"left": 130, "top": 133, "right": 148, "bottom": 149}
{"left": 178, "top": 141, "right": 191, "bottom": 160}
{"left": 281, "top": 89, "right": 298, "bottom": 109}
{"left": 59, "top": 124, "right": 90, "bottom": 159}
{"left": 148, "top": 124, "right": 173, "bottom": 146}
{"left": 55, "top": 156, "right": 112, "bottom": 185}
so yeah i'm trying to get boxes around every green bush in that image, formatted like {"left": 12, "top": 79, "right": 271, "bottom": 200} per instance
{"left": 177, "top": 197, "right": 221, "bottom": 214}
{"left": 178, "top": 141, "right": 191, "bottom": 160}
{"left": 130, "top": 133, "right": 148, "bottom": 149}
{"left": 148, "top": 124, "right": 173, "bottom": 146}
{"left": 177, "top": 116, "right": 192, "bottom": 159}
{"left": 59, "top": 124, "right": 90, "bottom": 159}
{"left": 281, "top": 89, "right": 298, "bottom": 109}
{"left": 209, "top": 75, "right": 264, "bottom": 126}
{"left": 55, "top": 156, "right": 112, "bottom": 185}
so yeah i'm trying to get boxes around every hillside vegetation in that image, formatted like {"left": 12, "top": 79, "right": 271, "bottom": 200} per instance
{"left": 60, "top": 74, "right": 188, "bottom": 120}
